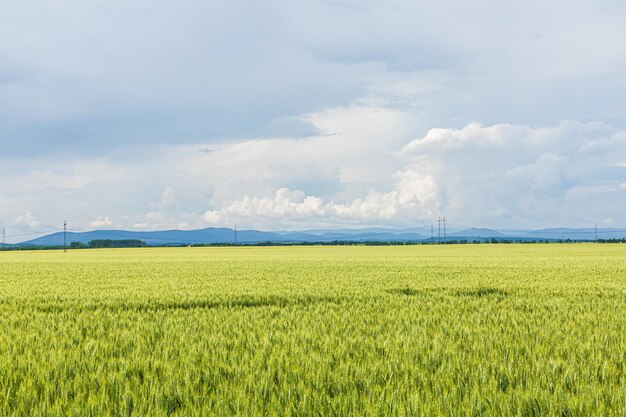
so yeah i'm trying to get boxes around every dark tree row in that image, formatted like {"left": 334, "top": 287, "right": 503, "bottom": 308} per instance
{"left": 70, "top": 239, "right": 147, "bottom": 248}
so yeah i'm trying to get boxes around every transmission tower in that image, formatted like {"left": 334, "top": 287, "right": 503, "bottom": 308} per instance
{"left": 437, "top": 217, "right": 441, "bottom": 244}
{"left": 64, "top": 220, "right": 67, "bottom": 253}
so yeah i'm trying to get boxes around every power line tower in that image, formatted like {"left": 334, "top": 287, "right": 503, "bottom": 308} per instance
{"left": 64, "top": 220, "right": 67, "bottom": 253}
{"left": 437, "top": 217, "right": 441, "bottom": 244}
{"left": 234, "top": 224, "right": 238, "bottom": 244}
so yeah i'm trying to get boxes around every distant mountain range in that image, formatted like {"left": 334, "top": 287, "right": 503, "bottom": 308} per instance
{"left": 16, "top": 228, "right": 428, "bottom": 246}
{"left": 7, "top": 226, "right": 626, "bottom": 247}
{"left": 449, "top": 228, "right": 507, "bottom": 238}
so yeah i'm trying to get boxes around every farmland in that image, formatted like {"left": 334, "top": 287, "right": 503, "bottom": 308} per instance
{"left": 0, "top": 245, "right": 624, "bottom": 416}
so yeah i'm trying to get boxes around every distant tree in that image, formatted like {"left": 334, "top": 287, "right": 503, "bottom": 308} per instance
{"left": 88, "top": 239, "right": 147, "bottom": 248}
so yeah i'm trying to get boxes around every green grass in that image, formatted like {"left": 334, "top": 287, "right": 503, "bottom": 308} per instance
{"left": 0, "top": 245, "right": 624, "bottom": 416}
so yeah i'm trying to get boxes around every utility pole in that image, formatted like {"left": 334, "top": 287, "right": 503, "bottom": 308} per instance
{"left": 64, "top": 220, "right": 67, "bottom": 253}
{"left": 234, "top": 224, "right": 238, "bottom": 244}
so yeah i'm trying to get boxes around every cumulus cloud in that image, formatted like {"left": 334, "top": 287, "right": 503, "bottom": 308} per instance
{"left": 3, "top": 113, "right": 626, "bottom": 232}
{"left": 200, "top": 120, "right": 626, "bottom": 229}
{"left": 14, "top": 212, "right": 39, "bottom": 229}
{"left": 3, "top": 1, "right": 626, "bottom": 237}
{"left": 398, "top": 121, "right": 626, "bottom": 227}
{"left": 150, "top": 186, "right": 177, "bottom": 209}
{"left": 203, "top": 171, "right": 441, "bottom": 228}
{"left": 89, "top": 217, "right": 113, "bottom": 228}
{"left": 170, "top": 105, "right": 419, "bottom": 205}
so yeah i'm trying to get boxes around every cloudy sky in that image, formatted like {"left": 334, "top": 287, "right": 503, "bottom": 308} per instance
{"left": 2, "top": 0, "right": 626, "bottom": 240}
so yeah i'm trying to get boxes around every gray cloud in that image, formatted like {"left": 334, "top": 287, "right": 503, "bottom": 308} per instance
{"left": 3, "top": 1, "right": 626, "bottom": 156}
{"left": 2, "top": 1, "right": 626, "bottom": 235}
{"left": 3, "top": 113, "right": 626, "bottom": 237}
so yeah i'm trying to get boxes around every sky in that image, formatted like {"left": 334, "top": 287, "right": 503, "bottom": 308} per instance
{"left": 2, "top": 0, "right": 626, "bottom": 241}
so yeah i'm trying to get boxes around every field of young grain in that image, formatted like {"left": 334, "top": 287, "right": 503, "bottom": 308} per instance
{"left": 0, "top": 245, "right": 624, "bottom": 416}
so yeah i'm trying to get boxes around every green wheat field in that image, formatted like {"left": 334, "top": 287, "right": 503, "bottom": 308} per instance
{"left": 0, "top": 245, "right": 624, "bottom": 416}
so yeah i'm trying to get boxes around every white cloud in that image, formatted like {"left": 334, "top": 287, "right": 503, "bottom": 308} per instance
{"left": 199, "top": 119, "right": 626, "bottom": 229}
{"left": 203, "top": 170, "right": 440, "bottom": 228}
{"left": 150, "top": 186, "right": 177, "bottom": 209}
{"left": 196, "top": 115, "right": 626, "bottom": 227}
{"left": 128, "top": 208, "right": 195, "bottom": 231}
{"left": 14, "top": 212, "right": 39, "bottom": 229}
{"left": 89, "top": 217, "right": 113, "bottom": 228}
{"left": 2, "top": 108, "right": 626, "bottom": 232}
{"left": 170, "top": 105, "right": 419, "bottom": 205}
{"left": 506, "top": 153, "right": 572, "bottom": 192}
{"left": 3, "top": 1, "right": 626, "bottom": 235}
{"left": 398, "top": 121, "right": 626, "bottom": 227}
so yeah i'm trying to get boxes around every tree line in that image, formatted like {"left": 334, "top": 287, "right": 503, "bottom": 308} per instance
{"left": 70, "top": 239, "right": 147, "bottom": 248}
